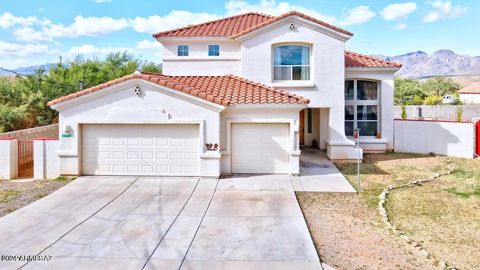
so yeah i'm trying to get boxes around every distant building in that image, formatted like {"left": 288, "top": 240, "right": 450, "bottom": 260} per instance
{"left": 459, "top": 82, "right": 480, "bottom": 104}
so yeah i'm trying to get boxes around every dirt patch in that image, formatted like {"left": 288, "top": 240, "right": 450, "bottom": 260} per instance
{"left": 0, "top": 177, "right": 72, "bottom": 217}
{"left": 297, "top": 192, "right": 438, "bottom": 270}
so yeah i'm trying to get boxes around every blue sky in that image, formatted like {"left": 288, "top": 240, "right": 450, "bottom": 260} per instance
{"left": 0, "top": 0, "right": 478, "bottom": 69}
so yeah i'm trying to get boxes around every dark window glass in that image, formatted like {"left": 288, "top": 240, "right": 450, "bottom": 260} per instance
{"left": 357, "top": 80, "right": 377, "bottom": 100}
{"left": 345, "top": 105, "right": 355, "bottom": 120}
{"left": 345, "top": 121, "right": 354, "bottom": 136}
{"left": 208, "top": 45, "right": 219, "bottom": 56}
{"left": 358, "top": 122, "right": 377, "bottom": 136}
{"left": 177, "top": 45, "right": 189, "bottom": 56}
{"left": 345, "top": 80, "right": 354, "bottom": 100}
{"left": 357, "top": 105, "right": 378, "bottom": 120}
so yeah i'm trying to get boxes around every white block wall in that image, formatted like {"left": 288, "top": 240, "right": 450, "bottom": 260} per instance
{"left": 394, "top": 120, "right": 475, "bottom": 158}
{"left": 34, "top": 139, "right": 60, "bottom": 179}
{"left": 0, "top": 139, "right": 18, "bottom": 180}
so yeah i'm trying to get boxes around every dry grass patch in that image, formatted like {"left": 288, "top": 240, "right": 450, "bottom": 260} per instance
{"left": 387, "top": 158, "right": 480, "bottom": 269}
{"left": 0, "top": 177, "right": 73, "bottom": 217}
{"left": 297, "top": 152, "right": 459, "bottom": 269}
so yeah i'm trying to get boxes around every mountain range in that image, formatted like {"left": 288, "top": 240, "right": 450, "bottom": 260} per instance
{"left": 1, "top": 50, "right": 479, "bottom": 79}
{"left": 383, "top": 49, "right": 480, "bottom": 78}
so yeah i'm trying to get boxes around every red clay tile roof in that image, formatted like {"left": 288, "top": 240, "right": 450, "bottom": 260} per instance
{"left": 153, "top": 12, "right": 273, "bottom": 38}
{"left": 345, "top": 51, "right": 402, "bottom": 68}
{"left": 459, "top": 82, "right": 480, "bottom": 94}
{"left": 153, "top": 11, "right": 352, "bottom": 38}
{"left": 47, "top": 72, "right": 309, "bottom": 107}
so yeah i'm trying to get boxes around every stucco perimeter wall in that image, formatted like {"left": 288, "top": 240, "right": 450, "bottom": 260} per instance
{"left": 394, "top": 104, "right": 480, "bottom": 121}
{"left": 55, "top": 79, "right": 222, "bottom": 176}
{"left": 460, "top": 93, "right": 480, "bottom": 104}
{"left": 220, "top": 105, "right": 303, "bottom": 175}
{"left": 394, "top": 119, "right": 475, "bottom": 158}
{"left": 161, "top": 39, "right": 241, "bottom": 76}
{"left": 0, "top": 124, "right": 58, "bottom": 141}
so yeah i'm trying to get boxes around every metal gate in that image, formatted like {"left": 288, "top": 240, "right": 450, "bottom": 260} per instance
{"left": 18, "top": 140, "right": 33, "bottom": 178}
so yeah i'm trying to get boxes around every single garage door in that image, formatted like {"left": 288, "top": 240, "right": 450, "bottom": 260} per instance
{"left": 231, "top": 123, "right": 290, "bottom": 174}
{"left": 82, "top": 124, "right": 200, "bottom": 176}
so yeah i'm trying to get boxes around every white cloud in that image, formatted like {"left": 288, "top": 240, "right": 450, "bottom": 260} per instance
{"left": 393, "top": 22, "right": 408, "bottom": 30}
{"left": 225, "top": 0, "right": 336, "bottom": 23}
{"left": 136, "top": 40, "right": 162, "bottom": 50}
{"left": 338, "top": 6, "right": 375, "bottom": 26}
{"left": 0, "top": 40, "right": 50, "bottom": 57}
{"left": 423, "top": 0, "right": 468, "bottom": 22}
{"left": 381, "top": 2, "right": 417, "bottom": 21}
{"left": 13, "top": 27, "right": 52, "bottom": 43}
{"left": 131, "top": 11, "right": 220, "bottom": 34}
{"left": 94, "top": 0, "right": 112, "bottom": 3}
{"left": 0, "top": 12, "right": 49, "bottom": 29}
{"left": 65, "top": 44, "right": 135, "bottom": 58}
{"left": 43, "top": 16, "right": 128, "bottom": 38}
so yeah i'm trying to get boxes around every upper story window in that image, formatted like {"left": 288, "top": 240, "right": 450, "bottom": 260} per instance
{"left": 273, "top": 45, "right": 310, "bottom": 81}
{"left": 345, "top": 80, "right": 380, "bottom": 137}
{"left": 208, "top": 45, "right": 220, "bottom": 56}
{"left": 177, "top": 45, "right": 189, "bottom": 56}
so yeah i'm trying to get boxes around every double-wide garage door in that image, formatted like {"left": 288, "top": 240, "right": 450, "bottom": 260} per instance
{"left": 82, "top": 124, "right": 200, "bottom": 176}
{"left": 231, "top": 123, "right": 290, "bottom": 174}
{"left": 82, "top": 123, "right": 290, "bottom": 176}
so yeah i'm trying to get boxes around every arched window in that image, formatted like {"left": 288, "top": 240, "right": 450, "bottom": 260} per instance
{"left": 273, "top": 45, "right": 311, "bottom": 81}
{"left": 345, "top": 80, "right": 380, "bottom": 137}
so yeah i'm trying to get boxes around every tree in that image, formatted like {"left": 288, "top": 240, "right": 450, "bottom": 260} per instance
{"left": 423, "top": 76, "right": 460, "bottom": 97}
{"left": 394, "top": 77, "right": 426, "bottom": 105}
{"left": 0, "top": 52, "right": 159, "bottom": 132}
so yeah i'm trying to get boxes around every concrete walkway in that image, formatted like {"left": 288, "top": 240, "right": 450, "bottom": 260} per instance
{"left": 291, "top": 147, "right": 356, "bottom": 192}
{"left": 0, "top": 175, "right": 321, "bottom": 270}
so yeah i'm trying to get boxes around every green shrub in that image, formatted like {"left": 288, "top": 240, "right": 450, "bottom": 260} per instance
{"left": 423, "top": 96, "right": 443, "bottom": 105}
{"left": 401, "top": 105, "right": 407, "bottom": 119}
{"left": 412, "top": 96, "right": 424, "bottom": 105}
{"left": 455, "top": 106, "right": 464, "bottom": 121}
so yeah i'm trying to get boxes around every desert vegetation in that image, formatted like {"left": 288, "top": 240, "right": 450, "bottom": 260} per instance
{"left": 0, "top": 52, "right": 160, "bottom": 133}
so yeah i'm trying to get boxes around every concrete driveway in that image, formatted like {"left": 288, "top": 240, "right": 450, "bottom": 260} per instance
{"left": 0, "top": 175, "right": 320, "bottom": 270}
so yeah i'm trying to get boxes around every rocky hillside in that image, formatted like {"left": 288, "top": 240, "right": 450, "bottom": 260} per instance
{"left": 384, "top": 50, "right": 480, "bottom": 79}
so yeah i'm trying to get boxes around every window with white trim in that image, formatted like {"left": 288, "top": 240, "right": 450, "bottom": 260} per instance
{"left": 273, "top": 45, "right": 310, "bottom": 81}
{"left": 208, "top": 45, "right": 220, "bottom": 56}
{"left": 345, "top": 80, "right": 380, "bottom": 137}
{"left": 177, "top": 45, "right": 189, "bottom": 56}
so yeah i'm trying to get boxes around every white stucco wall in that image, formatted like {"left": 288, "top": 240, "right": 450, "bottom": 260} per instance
{"left": 220, "top": 105, "right": 304, "bottom": 175}
{"left": 161, "top": 39, "right": 241, "bottom": 76}
{"left": 460, "top": 93, "right": 480, "bottom": 104}
{"left": 0, "top": 139, "right": 17, "bottom": 180}
{"left": 394, "top": 119, "right": 475, "bottom": 158}
{"left": 34, "top": 139, "right": 60, "bottom": 179}
{"left": 55, "top": 79, "right": 223, "bottom": 176}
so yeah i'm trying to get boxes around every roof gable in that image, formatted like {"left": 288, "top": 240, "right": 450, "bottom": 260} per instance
{"left": 48, "top": 72, "right": 310, "bottom": 107}
{"left": 153, "top": 11, "right": 352, "bottom": 39}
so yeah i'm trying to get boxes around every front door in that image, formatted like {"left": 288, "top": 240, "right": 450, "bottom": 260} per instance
{"left": 299, "top": 110, "right": 305, "bottom": 145}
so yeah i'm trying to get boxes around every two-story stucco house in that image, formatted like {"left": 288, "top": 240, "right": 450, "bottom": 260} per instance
{"left": 48, "top": 11, "right": 401, "bottom": 177}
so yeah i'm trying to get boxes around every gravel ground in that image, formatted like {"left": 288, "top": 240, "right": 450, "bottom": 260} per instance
{"left": 0, "top": 178, "right": 72, "bottom": 217}
{"left": 297, "top": 192, "right": 439, "bottom": 270}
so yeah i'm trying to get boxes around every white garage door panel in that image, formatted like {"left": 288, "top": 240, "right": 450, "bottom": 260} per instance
{"left": 82, "top": 124, "right": 200, "bottom": 176}
{"left": 231, "top": 123, "right": 290, "bottom": 173}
